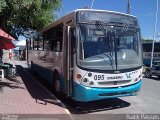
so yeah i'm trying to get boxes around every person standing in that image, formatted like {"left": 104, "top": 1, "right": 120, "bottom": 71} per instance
{"left": 0, "top": 49, "right": 3, "bottom": 63}
{"left": 22, "top": 49, "right": 26, "bottom": 60}
{"left": 9, "top": 49, "right": 13, "bottom": 60}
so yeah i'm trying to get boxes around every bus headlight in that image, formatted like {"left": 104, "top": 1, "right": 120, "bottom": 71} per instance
{"left": 134, "top": 75, "right": 142, "bottom": 83}
{"left": 138, "top": 75, "right": 141, "bottom": 78}
{"left": 134, "top": 78, "right": 138, "bottom": 82}
{"left": 89, "top": 81, "right": 94, "bottom": 86}
{"left": 83, "top": 78, "right": 88, "bottom": 82}
{"left": 88, "top": 73, "right": 92, "bottom": 77}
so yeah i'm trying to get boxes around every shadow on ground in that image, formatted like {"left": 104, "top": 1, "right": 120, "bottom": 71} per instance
{"left": 149, "top": 76, "right": 160, "bottom": 81}
{"left": 15, "top": 65, "right": 63, "bottom": 107}
{"left": 0, "top": 73, "right": 25, "bottom": 92}
{"left": 0, "top": 81, "right": 25, "bottom": 90}
{"left": 62, "top": 97, "right": 130, "bottom": 114}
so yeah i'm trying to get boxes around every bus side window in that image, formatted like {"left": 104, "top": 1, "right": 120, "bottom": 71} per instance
{"left": 52, "top": 25, "right": 63, "bottom": 52}
{"left": 44, "top": 40, "right": 50, "bottom": 50}
{"left": 44, "top": 31, "right": 52, "bottom": 51}
{"left": 43, "top": 24, "right": 63, "bottom": 52}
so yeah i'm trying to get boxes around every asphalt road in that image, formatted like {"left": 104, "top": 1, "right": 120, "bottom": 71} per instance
{"left": 17, "top": 60, "right": 160, "bottom": 120}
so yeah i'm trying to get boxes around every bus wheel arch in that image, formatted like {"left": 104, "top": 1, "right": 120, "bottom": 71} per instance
{"left": 53, "top": 70, "right": 61, "bottom": 94}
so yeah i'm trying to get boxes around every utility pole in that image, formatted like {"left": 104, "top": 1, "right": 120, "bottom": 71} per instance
{"left": 150, "top": 0, "right": 159, "bottom": 68}
{"left": 91, "top": 0, "right": 95, "bottom": 9}
{"left": 127, "top": 0, "right": 131, "bottom": 14}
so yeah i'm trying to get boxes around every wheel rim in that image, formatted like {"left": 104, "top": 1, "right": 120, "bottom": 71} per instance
{"left": 55, "top": 80, "right": 60, "bottom": 92}
{"left": 145, "top": 71, "right": 151, "bottom": 77}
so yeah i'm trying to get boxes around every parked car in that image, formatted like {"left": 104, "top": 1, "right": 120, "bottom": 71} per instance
{"left": 144, "top": 60, "right": 160, "bottom": 78}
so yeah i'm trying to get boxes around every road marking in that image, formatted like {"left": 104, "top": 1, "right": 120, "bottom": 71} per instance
{"left": 13, "top": 60, "right": 74, "bottom": 120}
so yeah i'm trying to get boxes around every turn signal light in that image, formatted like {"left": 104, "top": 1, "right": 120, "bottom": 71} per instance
{"left": 76, "top": 74, "right": 82, "bottom": 80}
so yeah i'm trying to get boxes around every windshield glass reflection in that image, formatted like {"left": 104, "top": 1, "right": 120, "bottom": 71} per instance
{"left": 78, "top": 23, "right": 142, "bottom": 70}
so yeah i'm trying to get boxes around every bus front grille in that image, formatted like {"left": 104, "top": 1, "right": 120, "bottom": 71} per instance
{"left": 99, "top": 91, "right": 131, "bottom": 97}
{"left": 98, "top": 80, "right": 131, "bottom": 86}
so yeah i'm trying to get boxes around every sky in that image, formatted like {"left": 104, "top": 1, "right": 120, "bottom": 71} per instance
{"left": 58, "top": 0, "right": 160, "bottom": 40}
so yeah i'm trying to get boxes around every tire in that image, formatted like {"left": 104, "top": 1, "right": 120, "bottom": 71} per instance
{"left": 144, "top": 70, "right": 152, "bottom": 78}
{"left": 31, "top": 61, "right": 34, "bottom": 74}
{"left": 157, "top": 75, "right": 160, "bottom": 79}
{"left": 53, "top": 71, "right": 61, "bottom": 96}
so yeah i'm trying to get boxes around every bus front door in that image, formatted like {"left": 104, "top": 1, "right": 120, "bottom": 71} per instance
{"left": 65, "top": 26, "right": 74, "bottom": 97}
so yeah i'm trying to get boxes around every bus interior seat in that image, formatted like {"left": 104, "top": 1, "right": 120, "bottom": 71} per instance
{"left": 83, "top": 37, "right": 108, "bottom": 58}
{"left": 83, "top": 41, "right": 98, "bottom": 58}
{"left": 97, "top": 37, "right": 108, "bottom": 53}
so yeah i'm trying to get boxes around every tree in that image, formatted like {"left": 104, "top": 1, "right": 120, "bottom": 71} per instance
{"left": 0, "top": 0, "right": 61, "bottom": 38}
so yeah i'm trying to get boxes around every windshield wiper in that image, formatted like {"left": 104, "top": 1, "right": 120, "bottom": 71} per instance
{"left": 95, "top": 20, "right": 113, "bottom": 58}
{"left": 96, "top": 20, "right": 120, "bottom": 69}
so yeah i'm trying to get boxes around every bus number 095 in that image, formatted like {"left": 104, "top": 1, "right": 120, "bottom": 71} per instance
{"left": 94, "top": 75, "right": 104, "bottom": 80}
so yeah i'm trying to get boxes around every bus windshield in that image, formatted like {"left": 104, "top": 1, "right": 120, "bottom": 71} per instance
{"left": 78, "top": 22, "right": 142, "bottom": 70}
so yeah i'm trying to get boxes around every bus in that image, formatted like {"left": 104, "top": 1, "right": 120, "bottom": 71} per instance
{"left": 142, "top": 42, "right": 160, "bottom": 66}
{"left": 27, "top": 9, "right": 143, "bottom": 102}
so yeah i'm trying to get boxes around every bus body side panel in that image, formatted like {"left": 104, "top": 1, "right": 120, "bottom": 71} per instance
{"left": 33, "top": 63, "right": 65, "bottom": 92}
{"left": 73, "top": 80, "right": 142, "bottom": 102}
{"left": 33, "top": 64, "right": 53, "bottom": 84}
{"left": 28, "top": 50, "right": 64, "bottom": 90}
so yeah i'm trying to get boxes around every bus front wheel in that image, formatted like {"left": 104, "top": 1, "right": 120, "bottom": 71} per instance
{"left": 53, "top": 71, "right": 61, "bottom": 95}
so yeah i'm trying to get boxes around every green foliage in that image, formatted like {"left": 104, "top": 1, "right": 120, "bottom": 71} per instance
{"left": 0, "top": 0, "right": 7, "bottom": 12}
{"left": 0, "top": 0, "right": 61, "bottom": 37}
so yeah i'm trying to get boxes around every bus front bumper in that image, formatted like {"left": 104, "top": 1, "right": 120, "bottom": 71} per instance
{"left": 74, "top": 80, "right": 142, "bottom": 102}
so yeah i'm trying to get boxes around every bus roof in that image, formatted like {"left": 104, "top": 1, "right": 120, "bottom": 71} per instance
{"left": 39, "top": 9, "right": 137, "bottom": 34}
{"left": 74, "top": 9, "right": 136, "bottom": 18}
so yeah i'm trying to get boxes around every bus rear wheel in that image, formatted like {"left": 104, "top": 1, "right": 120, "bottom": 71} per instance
{"left": 31, "top": 61, "right": 34, "bottom": 74}
{"left": 54, "top": 79, "right": 61, "bottom": 93}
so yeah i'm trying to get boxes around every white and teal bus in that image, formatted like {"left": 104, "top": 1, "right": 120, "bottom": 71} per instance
{"left": 27, "top": 9, "right": 143, "bottom": 102}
